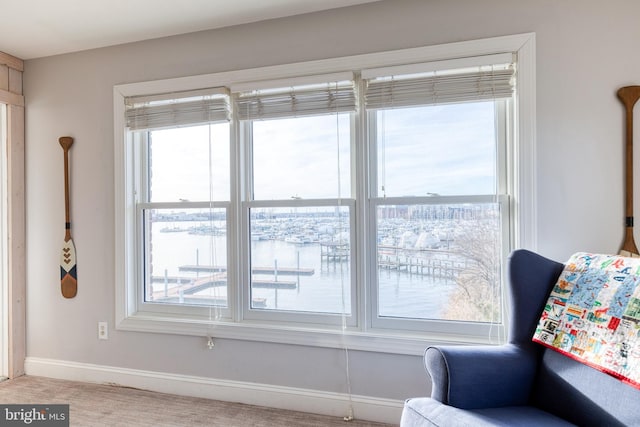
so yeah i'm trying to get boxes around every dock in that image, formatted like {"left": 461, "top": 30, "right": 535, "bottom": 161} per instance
{"left": 178, "top": 265, "right": 314, "bottom": 276}
{"left": 151, "top": 270, "right": 297, "bottom": 292}
{"left": 320, "top": 242, "right": 349, "bottom": 261}
{"left": 149, "top": 271, "right": 293, "bottom": 306}
{"left": 377, "top": 253, "right": 469, "bottom": 279}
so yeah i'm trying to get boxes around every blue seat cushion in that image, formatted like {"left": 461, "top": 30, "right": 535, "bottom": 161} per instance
{"left": 532, "top": 350, "right": 640, "bottom": 426}
{"left": 401, "top": 398, "right": 576, "bottom": 427}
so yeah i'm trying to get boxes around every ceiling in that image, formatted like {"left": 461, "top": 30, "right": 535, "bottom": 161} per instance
{"left": 1, "top": 0, "right": 380, "bottom": 60}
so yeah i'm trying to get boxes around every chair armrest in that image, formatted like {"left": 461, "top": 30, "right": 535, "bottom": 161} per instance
{"left": 425, "top": 343, "right": 539, "bottom": 409}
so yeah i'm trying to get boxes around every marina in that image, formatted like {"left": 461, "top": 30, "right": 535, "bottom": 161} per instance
{"left": 146, "top": 204, "right": 498, "bottom": 318}
{"left": 148, "top": 242, "right": 473, "bottom": 316}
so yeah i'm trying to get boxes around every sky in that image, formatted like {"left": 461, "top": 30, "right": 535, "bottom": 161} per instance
{"left": 146, "top": 100, "right": 498, "bottom": 203}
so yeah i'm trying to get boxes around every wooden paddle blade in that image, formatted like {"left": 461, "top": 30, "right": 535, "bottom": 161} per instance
{"left": 617, "top": 86, "right": 640, "bottom": 107}
{"left": 621, "top": 228, "right": 640, "bottom": 257}
{"left": 60, "top": 238, "right": 77, "bottom": 298}
{"left": 59, "top": 136, "right": 74, "bottom": 151}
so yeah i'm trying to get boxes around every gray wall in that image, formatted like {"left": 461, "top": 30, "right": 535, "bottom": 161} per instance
{"left": 23, "top": 0, "right": 640, "bottom": 403}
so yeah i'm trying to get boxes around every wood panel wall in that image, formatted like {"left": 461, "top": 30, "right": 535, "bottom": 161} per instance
{"left": 0, "top": 51, "right": 25, "bottom": 379}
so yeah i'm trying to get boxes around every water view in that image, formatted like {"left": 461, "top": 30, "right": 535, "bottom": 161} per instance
{"left": 144, "top": 203, "right": 501, "bottom": 322}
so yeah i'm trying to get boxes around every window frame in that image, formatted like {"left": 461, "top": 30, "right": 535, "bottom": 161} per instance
{"left": 238, "top": 109, "right": 358, "bottom": 326}
{"left": 114, "top": 33, "right": 536, "bottom": 355}
{"left": 131, "top": 128, "right": 236, "bottom": 321}
{"left": 366, "top": 99, "right": 512, "bottom": 337}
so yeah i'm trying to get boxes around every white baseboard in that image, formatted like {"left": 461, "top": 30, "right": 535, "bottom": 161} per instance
{"left": 24, "top": 357, "right": 403, "bottom": 424}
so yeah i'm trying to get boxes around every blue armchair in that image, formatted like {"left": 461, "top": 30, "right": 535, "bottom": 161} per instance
{"left": 401, "top": 249, "right": 640, "bottom": 426}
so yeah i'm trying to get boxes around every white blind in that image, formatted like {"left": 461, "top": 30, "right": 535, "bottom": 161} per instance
{"left": 364, "top": 62, "right": 515, "bottom": 110}
{"left": 125, "top": 88, "right": 230, "bottom": 131}
{"left": 233, "top": 73, "right": 356, "bottom": 120}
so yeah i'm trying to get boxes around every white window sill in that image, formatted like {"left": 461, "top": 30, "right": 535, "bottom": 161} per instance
{"left": 116, "top": 312, "right": 506, "bottom": 355}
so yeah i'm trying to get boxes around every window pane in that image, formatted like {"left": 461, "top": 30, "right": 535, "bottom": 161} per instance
{"left": 377, "top": 203, "right": 502, "bottom": 323}
{"left": 249, "top": 206, "right": 351, "bottom": 314}
{"left": 147, "top": 123, "right": 230, "bottom": 202}
{"left": 376, "top": 102, "right": 496, "bottom": 197}
{"left": 252, "top": 114, "right": 351, "bottom": 200}
{"left": 144, "top": 208, "right": 228, "bottom": 307}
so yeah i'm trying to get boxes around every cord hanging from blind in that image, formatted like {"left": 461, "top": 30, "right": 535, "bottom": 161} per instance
{"left": 125, "top": 87, "right": 231, "bottom": 131}
{"left": 233, "top": 72, "right": 357, "bottom": 120}
{"left": 363, "top": 60, "right": 515, "bottom": 110}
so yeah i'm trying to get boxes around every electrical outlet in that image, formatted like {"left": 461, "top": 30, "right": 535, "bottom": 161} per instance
{"left": 98, "top": 322, "right": 108, "bottom": 340}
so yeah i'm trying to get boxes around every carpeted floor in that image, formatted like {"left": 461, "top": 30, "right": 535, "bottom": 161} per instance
{"left": 0, "top": 376, "right": 396, "bottom": 426}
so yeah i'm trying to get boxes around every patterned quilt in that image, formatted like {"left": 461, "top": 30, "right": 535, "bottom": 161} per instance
{"left": 532, "top": 252, "right": 640, "bottom": 389}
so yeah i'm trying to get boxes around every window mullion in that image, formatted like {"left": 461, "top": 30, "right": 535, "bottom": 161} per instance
{"left": 353, "top": 76, "right": 369, "bottom": 332}
{"left": 237, "top": 119, "right": 252, "bottom": 322}
{"left": 359, "top": 108, "right": 378, "bottom": 329}
{"left": 352, "top": 75, "right": 371, "bottom": 333}
{"left": 135, "top": 131, "right": 149, "bottom": 313}
{"left": 135, "top": 132, "right": 148, "bottom": 204}
{"left": 496, "top": 99, "right": 509, "bottom": 196}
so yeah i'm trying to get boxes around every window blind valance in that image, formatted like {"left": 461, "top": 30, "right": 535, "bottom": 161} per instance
{"left": 364, "top": 63, "right": 515, "bottom": 110}
{"left": 125, "top": 87, "right": 230, "bottom": 131}
{"left": 233, "top": 73, "right": 356, "bottom": 120}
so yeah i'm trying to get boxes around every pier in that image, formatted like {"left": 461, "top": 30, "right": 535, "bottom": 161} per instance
{"left": 320, "top": 242, "right": 349, "bottom": 261}
{"left": 320, "top": 242, "right": 474, "bottom": 280}
{"left": 377, "top": 248, "right": 470, "bottom": 280}
{"left": 178, "top": 265, "right": 315, "bottom": 276}
{"left": 151, "top": 273, "right": 297, "bottom": 290}
{"left": 150, "top": 271, "right": 293, "bottom": 307}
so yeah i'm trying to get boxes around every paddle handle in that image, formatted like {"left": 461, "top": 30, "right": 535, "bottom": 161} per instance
{"left": 59, "top": 137, "right": 73, "bottom": 241}
{"left": 624, "top": 102, "right": 636, "bottom": 223}
{"left": 617, "top": 87, "right": 640, "bottom": 255}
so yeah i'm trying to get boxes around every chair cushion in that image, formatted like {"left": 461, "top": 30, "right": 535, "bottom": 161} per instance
{"left": 401, "top": 398, "right": 575, "bottom": 427}
{"left": 533, "top": 349, "right": 640, "bottom": 426}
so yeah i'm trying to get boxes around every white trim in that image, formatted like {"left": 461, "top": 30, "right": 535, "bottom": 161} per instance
{"left": 0, "top": 104, "right": 7, "bottom": 378}
{"left": 360, "top": 52, "right": 514, "bottom": 79}
{"left": 116, "top": 313, "right": 495, "bottom": 355}
{"left": 126, "top": 87, "right": 229, "bottom": 105}
{"left": 229, "top": 71, "right": 354, "bottom": 93}
{"left": 24, "top": 357, "right": 403, "bottom": 424}
{"left": 514, "top": 34, "right": 537, "bottom": 251}
{"left": 114, "top": 91, "right": 132, "bottom": 330}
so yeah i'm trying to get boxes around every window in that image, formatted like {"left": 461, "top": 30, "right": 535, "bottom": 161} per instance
{"left": 123, "top": 89, "right": 232, "bottom": 320}
{"left": 142, "top": 123, "right": 231, "bottom": 312}
{"left": 246, "top": 117, "right": 353, "bottom": 318}
{"left": 114, "top": 33, "right": 536, "bottom": 353}
{"left": 234, "top": 77, "right": 356, "bottom": 325}
{"left": 362, "top": 59, "right": 513, "bottom": 334}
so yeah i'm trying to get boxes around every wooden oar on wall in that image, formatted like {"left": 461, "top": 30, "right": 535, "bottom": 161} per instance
{"left": 618, "top": 86, "right": 640, "bottom": 258}
{"left": 59, "top": 136, "right": 77, "bottom": 298}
